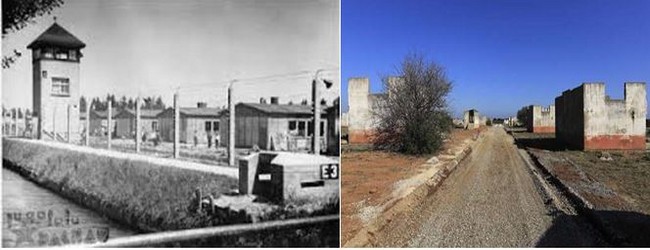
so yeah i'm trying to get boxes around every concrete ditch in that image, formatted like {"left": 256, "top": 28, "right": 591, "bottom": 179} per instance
{"left": 511, "top": 134, "right": 646, "bottom": 246}
{"left": 2, "top": 138, "right": 340, "bottom": 247}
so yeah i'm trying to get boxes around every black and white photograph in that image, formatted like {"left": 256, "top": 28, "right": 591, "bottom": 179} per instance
{"left": 2, "top": 0, "right": 340, "bottom": 247}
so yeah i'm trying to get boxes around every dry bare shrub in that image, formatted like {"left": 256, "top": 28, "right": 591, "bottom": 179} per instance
{"left": 372, "top": 53, "right": 453, "bottom": 155}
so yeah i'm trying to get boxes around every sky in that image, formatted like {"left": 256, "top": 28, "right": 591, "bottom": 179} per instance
{"left": 2, "top": 0, "right": 339, "bottom": 110}
{"left": 342, "top": 0, "right": 650, "bottom": 118}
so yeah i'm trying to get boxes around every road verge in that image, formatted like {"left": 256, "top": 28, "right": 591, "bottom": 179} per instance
{"left": 344, "top": 132, "right": 481, "bottom": 247}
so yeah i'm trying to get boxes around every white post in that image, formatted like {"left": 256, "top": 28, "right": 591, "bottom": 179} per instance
{"left": 53, "top": 106, "right": 56, "bottom": 139}
{"left": 67, "top": 105, "right": 71, "bottom": 143}
{"left": 174, "top": 92, "right": 180, "bottom": 159}
{"left": 228, "top": 82, "right": 236, "bottom": 166}
{"left": 23, "top": 109, "right": 28, "bottom": 138}
{"left": 85, "top": 102, "right": 90, "bottom": 146}
{"left": 312, "top": 77, "right": 321, "bottom": 155}
{"left": 13, "top": 109, "right": 18, "bottom": 137}
{"left": 136, "top": 97, "right": 141, "bottom": 153}
{"left": 107, "top": 100, "right": 112, "bottom": 150}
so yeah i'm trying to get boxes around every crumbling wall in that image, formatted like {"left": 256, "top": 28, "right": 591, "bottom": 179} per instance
{"left": 463, "top": 109, "right": 480, "bottom": 129}
{"left": 556, "top": 85, "right": 585, "bottom": 149}
{"left": 525, "top": 105, "right": 555, "bottom": 133}
{"left": 556, "top": 82, "right": 646, "bottom": 150}
{"left": 347, "top": 78, "right": 374, "bottom": 144}
{"left": 582, "top": 82, "right": 646, "bottom": 150}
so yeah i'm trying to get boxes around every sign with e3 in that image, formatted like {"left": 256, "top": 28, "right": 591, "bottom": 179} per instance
{"left": 320, "top": 164, "right": 338, "bottom": 179}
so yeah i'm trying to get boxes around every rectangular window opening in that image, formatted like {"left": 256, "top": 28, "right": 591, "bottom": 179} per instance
{"left": 300, "top": 180, "right": 324, "bottom": 188}
{"left": 51, "top": 77, "right": 70, "bottom": 96}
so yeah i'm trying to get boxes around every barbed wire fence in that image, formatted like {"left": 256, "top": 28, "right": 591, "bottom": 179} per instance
{"left": 2, "top": 68, "right": 339, "bottom": 164}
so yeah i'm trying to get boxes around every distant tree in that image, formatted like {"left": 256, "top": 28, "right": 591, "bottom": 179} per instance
{"left": 320, "top": 98, "right": 327, "bottom": 106}
{"left": 2, "top": 0, "right": 64, "bottom": 68}
{"left": 120, "top": 96, "right": 127, "bottom": 109}
{"left": 143, "top": 97, "right": 153, "bottom": 109}
{"left": 110, "top": 94, "right": 116, "bottom": 107}
{"left": 260, "top": 97, "right": 267, "bottom": 104}
{"left": 79, "top": 96, "right": 87, "bottom": 112}
{"left": 288, "top": 100, "right": 294, "bottom": 105}
{"left": 372, "top": 53, "right": 453, "bottom": 155}
{"left": 300, "top": 99, "right": 308, "bottom": 105}
{"left": 154, "top": 96, "right": 164, "bottom": 109}
{"left": 516, "top": 107, "right": 529, "bottom": 128}
{"left": 25, "top": 108, "right": 31, "bottom": 117}
{"left": 127, "top": 98, "right": 134, "bottom": 109}
{"left": 91, "top": 97, "right": 102, "bottom": 111}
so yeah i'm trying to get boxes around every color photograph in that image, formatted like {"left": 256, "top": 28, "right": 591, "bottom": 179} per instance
{"left": 341, "top": 0, "right": 650, "bottom": 247}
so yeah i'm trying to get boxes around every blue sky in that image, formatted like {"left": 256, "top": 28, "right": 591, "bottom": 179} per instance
{"left": 342, "top": 0, "right": 650, "bottom": 118}
{"left": 3, "top": 0, "right": 339, "bottom": 110}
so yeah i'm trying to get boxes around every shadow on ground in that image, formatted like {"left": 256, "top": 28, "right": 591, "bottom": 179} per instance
{"left": 510, "top": 133, "right": 567, "bottom": 151}
{"left": 536, "top": 210, "right": 650, "bottom": 247}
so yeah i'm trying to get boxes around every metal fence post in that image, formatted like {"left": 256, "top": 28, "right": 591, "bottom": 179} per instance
{"left": 24, "top": 109, "right": 28, "bottom": 138}
{"left": 67, "top": 105, "right": 72, "bottom": 143}
{"left": 85, "top": 102, "right": 90, "bottom": 146}
{"left": 108, "top": 100, "right": 112, "bottom": 150}
{"left": 13, "top": 109, "right": 18, "bottom": 137}
{"left": 174, "top": 92, "right": 180, "bottom": 159}
{"left": 136, "top": 97, "right": 141, "bottom": 153}
{"left": 312, "top": 78, "right": 321, "bottom": 155}
{"left": 228, "top": 82, "right": 235, "bottom": 166}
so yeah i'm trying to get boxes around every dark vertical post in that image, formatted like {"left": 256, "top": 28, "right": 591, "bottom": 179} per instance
{"left": 85, "top": 102, "right": 90, "bottom": 146}
{"left": 174, "top": 92, "right": 180, "bottom": 158}
{"left": 136, "top": 97, "right": 141, "bottom": 153}
{"left": 228, "top": 82, "right": 236, "bottom": 166}
{"left": 67, "top": 105, "right": 71, "bottom": 143}
{"left": 312, "top": 76, "right": 321, "bottom": 155}
{"left": 107, "top": 100, "right": 112, "bottom": 150}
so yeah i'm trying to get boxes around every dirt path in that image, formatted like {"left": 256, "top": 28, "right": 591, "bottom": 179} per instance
{"left": 372, "top": 127, "right": 604, "bottom": 247}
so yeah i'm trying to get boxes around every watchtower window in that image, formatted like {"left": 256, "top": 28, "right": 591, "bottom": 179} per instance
{"left": 51, "top": 77, "right": 70, "bottom": 96}
{"left": 43, "top": 48, "right": 54, "bottom": 59}
{"left": 55, "top": 50, "right": 68, "bottom": 60}
{"left": 69, "top": 50, "right": 77, "bottom": 60}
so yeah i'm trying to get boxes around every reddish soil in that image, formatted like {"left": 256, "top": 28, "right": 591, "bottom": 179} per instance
{"left": 348, "top": 130, "right": 375, "bottom": 144}
{"left": 341, "top": 128, "right": 479, "bottom": 244}
{"left": 525, "top": 140, "right": 650, "bottom": 214}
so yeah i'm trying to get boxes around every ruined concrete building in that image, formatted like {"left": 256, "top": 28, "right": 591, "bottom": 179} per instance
{"left": 347, "top": 76, "right": 402, "bottom": 144}
{"left": 555, "top": 82, "right": 647, "bottom": 150}
{"left": 523, "top": 105, "right": 555, "bottom": 133}
{"left": 463, "top": 109, "right": 480, "bottom": 129}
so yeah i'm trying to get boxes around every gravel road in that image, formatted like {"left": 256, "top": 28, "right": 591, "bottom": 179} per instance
{"left": 372, "top": 127, "right": 605, "bottom": 247}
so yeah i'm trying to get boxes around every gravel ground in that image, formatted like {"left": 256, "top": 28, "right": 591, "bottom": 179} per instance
{"left": 371, "top": 127, "right": 604, "bottom": 247}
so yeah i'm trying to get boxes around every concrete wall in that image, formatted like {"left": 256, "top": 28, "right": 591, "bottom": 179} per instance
{"left": 583, "top": 82, "right": 646, "bottom": 150}
{"left": 556, "top": 85, "right": 585, "bottom": 149}
{"left": 33, "top": 59, "right": 80, "bottom": 142}
{"left": 524, "top": 105, "right": 555, "bottom": 133}
{"left": 556, "top": 82, "right": 646, "bottom": 150}
{"left": 347, "top": 77, "right": 374, "bottom": 143}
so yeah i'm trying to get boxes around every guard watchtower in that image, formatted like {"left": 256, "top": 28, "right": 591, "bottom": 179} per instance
{"left": 27, "top": 22, "right": 85, "bottom": 141}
